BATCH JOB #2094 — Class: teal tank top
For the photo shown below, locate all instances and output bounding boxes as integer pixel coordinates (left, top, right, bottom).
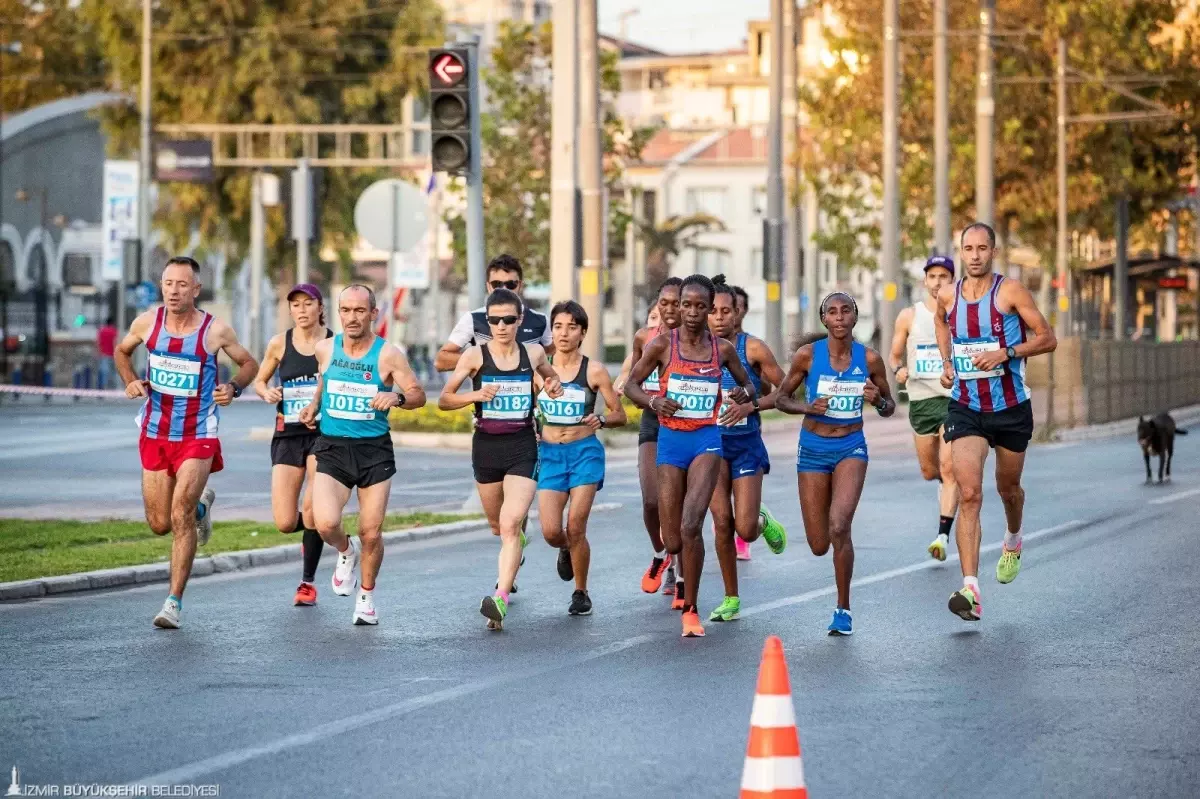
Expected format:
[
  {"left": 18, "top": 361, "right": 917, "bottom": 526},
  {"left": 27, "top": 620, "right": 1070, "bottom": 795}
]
[{"left": 318, "top": 335, "right": 392, "bottom": 439}]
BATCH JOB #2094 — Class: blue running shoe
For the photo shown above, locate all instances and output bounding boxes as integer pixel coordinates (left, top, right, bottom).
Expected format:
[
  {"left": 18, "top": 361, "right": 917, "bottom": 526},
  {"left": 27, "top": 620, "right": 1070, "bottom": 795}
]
[{"left": 827, "top": 607, "right": 853, "bottom": 636}]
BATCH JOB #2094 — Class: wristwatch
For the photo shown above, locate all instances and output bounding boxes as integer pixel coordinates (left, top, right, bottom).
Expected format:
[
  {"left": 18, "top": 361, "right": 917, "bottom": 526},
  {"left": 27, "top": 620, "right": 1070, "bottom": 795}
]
[
  {"left": 228, "top": 382, "right": 243, "bottom": 399},
  {"left": 892, "top": 364, "right": 904, "bottom": 376},
  {"left": 395, "top": 391, "right": 406, "bottom": 408},
  {"left": 751, "top": 396, "right": 761, "bottom": 412},
  {"left": 1005, "top": 346, "right": 1017, "bottom": 360},
  {"left": 597, "top": 414, "right": 607, "bottom": 428}
]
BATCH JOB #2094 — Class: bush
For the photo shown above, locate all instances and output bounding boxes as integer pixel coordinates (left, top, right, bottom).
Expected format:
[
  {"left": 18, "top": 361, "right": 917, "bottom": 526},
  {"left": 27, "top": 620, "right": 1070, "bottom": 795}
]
[{"left": 389, "top": 404, "right": 475, "bottom": 433}]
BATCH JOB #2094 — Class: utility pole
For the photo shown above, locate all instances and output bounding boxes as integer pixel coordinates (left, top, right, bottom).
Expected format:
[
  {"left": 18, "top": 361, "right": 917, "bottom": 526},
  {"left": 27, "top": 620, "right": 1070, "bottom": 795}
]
[
  {"left": 880, "top": 0, "right": 900, "bottom": 358},
  {"left": 1055, "top": 36, "right": 1069, "bottom": 338},
  {"left": 623, "top": 186, "right": 638, "bottom": 358},
  {"left": 138, "top": 0, "right": 152, "bottom": 312},
  {"left": 783, "top": 0, "right": 801, "bottom": 342},
  {"left": 550, "top": 0, "right": 578, "bottom": 305},
  {"left": 429, "top": 176, "right": 443, "bottom": 343},
  {"left": 249, "top": 173, "right": 265, "bottom": 358},
  {"left": 975, "top": 0, "right": 995, "bottom": 226},
  {"left": 764, "top": 0, "right": 785, "bottom": 358},
  {"left": 292, "top": 158, "right": 311, "bottom": 284},
  {"left": 934, "top": 0, "right": 951, "bottom": 255},
  {"left": 1113, "top": 194, "right": 1129, "bottom": 340},
  {"left": 464, "top": 37, "right": 486, "bottom": 310},
  {"left": 578, "top": 0, "right": 604, "bottom": 360}
]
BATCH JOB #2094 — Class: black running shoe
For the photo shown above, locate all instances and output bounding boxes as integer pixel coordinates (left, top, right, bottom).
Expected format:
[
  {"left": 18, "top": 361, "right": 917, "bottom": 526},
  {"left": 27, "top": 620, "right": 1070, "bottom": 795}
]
[
  {"left": 557, "top": 547, "right": 574, "bottom": 581},
  {"left": 568, "top": 590, "right": 592, "bottom": 616}
]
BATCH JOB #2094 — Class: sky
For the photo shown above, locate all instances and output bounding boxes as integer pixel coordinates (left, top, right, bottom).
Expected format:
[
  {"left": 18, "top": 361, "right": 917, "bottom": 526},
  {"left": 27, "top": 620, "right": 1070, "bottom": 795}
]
[{"left": 597, "top": 0, "right": 772, "bottom": 54}]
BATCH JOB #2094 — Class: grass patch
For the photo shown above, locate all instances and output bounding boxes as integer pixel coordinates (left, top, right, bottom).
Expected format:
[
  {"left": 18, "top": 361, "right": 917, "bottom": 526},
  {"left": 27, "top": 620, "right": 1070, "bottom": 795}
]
[
  {"left": 389, "top": 404, "right": 475, "bottom": 433},
  {"left": 0, "top": 511, "right": 481, "bottom": 583}
]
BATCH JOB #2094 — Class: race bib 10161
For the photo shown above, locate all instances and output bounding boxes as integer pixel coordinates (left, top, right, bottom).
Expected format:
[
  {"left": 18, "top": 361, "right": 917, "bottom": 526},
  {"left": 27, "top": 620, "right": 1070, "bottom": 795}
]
[{"left": 538, "top": 384, "right": 586, "bottom": 425}]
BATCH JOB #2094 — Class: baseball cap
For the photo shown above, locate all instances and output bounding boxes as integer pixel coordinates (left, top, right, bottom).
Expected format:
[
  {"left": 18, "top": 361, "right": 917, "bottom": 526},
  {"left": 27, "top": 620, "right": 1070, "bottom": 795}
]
[
  {"left": 924, "top": 255, "right": 955, "bottom": 275},
  {"left": 287, "top": 283, "right": 323, "bottom": 302}
]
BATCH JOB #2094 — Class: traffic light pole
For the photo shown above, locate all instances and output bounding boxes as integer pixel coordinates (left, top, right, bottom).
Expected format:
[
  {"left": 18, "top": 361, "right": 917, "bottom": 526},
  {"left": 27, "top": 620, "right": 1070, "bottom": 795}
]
[
  {"left": 763, "top": 0, "right": 785, "bottom": 359},
  {"left": 465, "top": 39, "right": 486, "bottom": 311}
]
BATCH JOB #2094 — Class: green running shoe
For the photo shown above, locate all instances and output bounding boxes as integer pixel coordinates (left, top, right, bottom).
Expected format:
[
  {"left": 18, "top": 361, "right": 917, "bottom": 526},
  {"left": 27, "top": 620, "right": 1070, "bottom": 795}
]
[
  {"left": 996, "top": 542, "right": 1022, "bottom": 584},
  {"left": 759, "top": 504, "right": 787, "bottom": 555},
  {"left": 709, "top": 595, "right": 741, "bottom": 622},
  {"left": 481, "top": 593, "right": 508, "bottom": 629},
  {"left": 948, "top": 585, "right": 982, "bottom": 621},
  {"left": 519, "top": 526, "right": 528, "bottom": 567}
]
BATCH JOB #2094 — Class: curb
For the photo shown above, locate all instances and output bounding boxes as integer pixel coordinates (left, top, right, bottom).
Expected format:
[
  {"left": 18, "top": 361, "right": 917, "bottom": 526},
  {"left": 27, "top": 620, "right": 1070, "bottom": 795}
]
[
  {"left": 248, "top": 426, "right": 473, "bottom": 450},
  {"left": 1054, "top": 403, "right": 1200, "bottom": 443},
  {"left": 0, "top": 504, "right": 622, "bottom": 602}
]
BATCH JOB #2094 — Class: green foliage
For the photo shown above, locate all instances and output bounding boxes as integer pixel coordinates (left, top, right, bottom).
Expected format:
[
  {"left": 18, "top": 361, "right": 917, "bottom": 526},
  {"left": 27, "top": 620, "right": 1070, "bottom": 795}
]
[
  {"left": 445, "top": 21, "right": 655, "bottom": 282},
  {"left": 0, "top": 0, "right": 108, "bottom": 111},
  {"left": 77, "top": 0, "right": 445, "bottom": 278},
  {"left": 803, "top": 0, "right": 1200, "bottom": 267}
]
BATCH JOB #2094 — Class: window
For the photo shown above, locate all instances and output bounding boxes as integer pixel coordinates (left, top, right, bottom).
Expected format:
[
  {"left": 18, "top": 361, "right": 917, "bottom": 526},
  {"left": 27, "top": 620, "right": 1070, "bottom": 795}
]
[
  {"left": 695, "top": 249, "right": 731, "bottom": 278},
  {"left": 62, "top": 254, "right": 94, "bottom": 292},
  {"left": 751, "top": 186, "right": 767, "bottom": 216},
  {"left": 685, "top": 187, "right": 727, "bottom": 218},
  {"left": 751, "top": 247, "right": 763, "bottom": 277},
  {"left": 648, "top": 70, "right": 667, "bottom": 90}
]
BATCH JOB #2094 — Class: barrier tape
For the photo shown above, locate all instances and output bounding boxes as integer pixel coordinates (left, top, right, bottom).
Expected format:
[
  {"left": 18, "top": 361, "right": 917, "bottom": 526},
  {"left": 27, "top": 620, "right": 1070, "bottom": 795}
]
[{"left": 0, "top": 383, "right": 263, "bottom": 401}]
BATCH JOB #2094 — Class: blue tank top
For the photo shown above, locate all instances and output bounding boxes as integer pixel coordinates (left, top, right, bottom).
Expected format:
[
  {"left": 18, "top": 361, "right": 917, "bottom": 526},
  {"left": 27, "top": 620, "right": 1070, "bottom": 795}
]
[
  {"left": 804, "top": 338, "right": 868, "bottom": 426},
  {"left": 719, "top": 333, "right": 763, "bottom": 437},
  {"left": 947, "top": 274, "right": 1029, "bottom": 413},
  {"left": 318, "top": 335, "right": 392, "bottom": 439}
]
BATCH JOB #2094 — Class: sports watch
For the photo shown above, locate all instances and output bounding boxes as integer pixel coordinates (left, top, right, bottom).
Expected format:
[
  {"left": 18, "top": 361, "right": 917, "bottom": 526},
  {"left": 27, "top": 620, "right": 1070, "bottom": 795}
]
[{"left": 1005, "top": 346, "right": 1017, "bottom": 360}]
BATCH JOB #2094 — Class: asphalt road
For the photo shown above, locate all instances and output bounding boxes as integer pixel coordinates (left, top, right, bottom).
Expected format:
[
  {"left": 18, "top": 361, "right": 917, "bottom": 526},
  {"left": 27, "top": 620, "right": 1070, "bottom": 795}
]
[{"left": 1, "top": 400, "right": 1198, "bottom": 797}]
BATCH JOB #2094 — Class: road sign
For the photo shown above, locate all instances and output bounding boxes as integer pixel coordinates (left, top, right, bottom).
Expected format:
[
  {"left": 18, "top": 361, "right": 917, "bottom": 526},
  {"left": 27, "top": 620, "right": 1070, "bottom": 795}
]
[
  {"left": 101, "top": 161, "right": 139, "bottom": 282},
  {"left": 354, "top": 179, "right": 428, "bottom": 254},
  {"left": 132, "top": 280, "right": 157, "bottom": 310}
]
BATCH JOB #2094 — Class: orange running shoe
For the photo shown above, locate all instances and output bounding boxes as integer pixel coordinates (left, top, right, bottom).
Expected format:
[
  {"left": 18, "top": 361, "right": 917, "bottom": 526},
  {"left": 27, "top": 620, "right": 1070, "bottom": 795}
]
[
  {"left": 293, "top": 582, "right": 317, "bottom": 606},
  {"left": 671, "top": 580, "right": 686, "bottom": 611},
  {"left": 640, "top": 554, "right": 672, "bottom": 594},
  {"left": 681, "top": 609, "right": 705, "bottom": 637}
]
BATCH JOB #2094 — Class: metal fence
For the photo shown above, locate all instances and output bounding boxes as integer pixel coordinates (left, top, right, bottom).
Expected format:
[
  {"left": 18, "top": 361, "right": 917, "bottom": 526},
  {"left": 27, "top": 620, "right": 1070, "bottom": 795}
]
[{"left": 1082, "top": 340, "right": 1200, "bottom": 424}]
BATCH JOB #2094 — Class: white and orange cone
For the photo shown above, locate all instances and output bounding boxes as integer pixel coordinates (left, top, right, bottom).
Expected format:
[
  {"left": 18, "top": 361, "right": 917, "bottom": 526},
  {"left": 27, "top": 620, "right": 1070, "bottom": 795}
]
[{"left": 739, "top": 635, "right": 807, "bottom": 799}]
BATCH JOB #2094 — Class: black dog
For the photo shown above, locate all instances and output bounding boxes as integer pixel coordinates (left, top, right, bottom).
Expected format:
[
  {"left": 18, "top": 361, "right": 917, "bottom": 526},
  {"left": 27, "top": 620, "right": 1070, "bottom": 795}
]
[{"left": 1138, "top": 412, "right": 1188, "bottom": 484}]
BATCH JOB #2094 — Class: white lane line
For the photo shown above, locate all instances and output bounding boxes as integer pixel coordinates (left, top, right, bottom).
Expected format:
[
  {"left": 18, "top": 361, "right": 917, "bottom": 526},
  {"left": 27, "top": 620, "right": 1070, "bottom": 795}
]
[
  {"left": 124, "top": 517, "right": 1091, "bottom": 786},
  {"left": 739, "top": 518, "right": 1087, "bottom": 618},
  {"left": 127, "top": 634, "right": 657, "bottom": 787},
  {"left": 1149, "top": 487, "right": 1200, "bottom": 505}
]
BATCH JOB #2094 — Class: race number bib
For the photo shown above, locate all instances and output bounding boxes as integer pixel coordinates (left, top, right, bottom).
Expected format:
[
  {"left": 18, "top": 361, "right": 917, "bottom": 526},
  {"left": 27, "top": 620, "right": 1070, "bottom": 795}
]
[
  {"left": 538, "top": 384, "right": 587, "bottom": 425},
  {"left": 718, "top": 399, "right": 748, "bottom": 427},
  {"left": 912, "top": 344, "right": 944, "bottom": 380},
  {"left": 281, "top": 380, "right": 318, "bottom": 424},
  {"left": 952, "top": 338, "right": 1004, "bottom": 381},
  {"left": 814, "top": 376, "right": 865, "bottom": 420},
  {"left": 325, "top": 379, "right": 379, "bottom": 421},
  {"left": 148, "top": 353, "right": 201, "bottom": 398},
  {"left": 481, "top": 375, "right": 532, "bottom": 420},
  {"left": 665, "top": 374, "right": 720, "bottom": 420},
  {"left": 642, "top": 367, "right": 660, "bottom": 393}
]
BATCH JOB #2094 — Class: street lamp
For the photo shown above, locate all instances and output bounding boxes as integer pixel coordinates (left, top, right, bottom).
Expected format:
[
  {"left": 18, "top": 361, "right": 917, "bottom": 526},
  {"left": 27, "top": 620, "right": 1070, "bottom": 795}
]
[{"left": 16, "top": 186, "right": 52, "bottom": 385}]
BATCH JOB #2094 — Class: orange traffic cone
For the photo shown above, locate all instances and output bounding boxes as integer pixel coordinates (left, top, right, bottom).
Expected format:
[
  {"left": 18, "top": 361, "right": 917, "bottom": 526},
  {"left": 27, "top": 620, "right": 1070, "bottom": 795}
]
[{"left": 739, "top": 636, "right": 807, "bottom": 799}]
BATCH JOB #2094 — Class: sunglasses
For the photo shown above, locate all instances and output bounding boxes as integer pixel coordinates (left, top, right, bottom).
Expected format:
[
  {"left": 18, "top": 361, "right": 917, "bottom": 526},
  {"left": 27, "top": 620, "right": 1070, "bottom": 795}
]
[
  {"left": 489, "top": 280, "right": 519, "bottom": 290},
  {"left": 487, "top": 314, "right": 519, "bottom": 326}
]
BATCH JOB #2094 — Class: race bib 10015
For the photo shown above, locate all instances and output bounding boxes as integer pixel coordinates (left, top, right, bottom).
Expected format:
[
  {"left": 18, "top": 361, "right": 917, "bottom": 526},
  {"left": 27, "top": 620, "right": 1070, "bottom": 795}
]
[{"left": 814, "top": 376, "right": 865, "bottom": 420}]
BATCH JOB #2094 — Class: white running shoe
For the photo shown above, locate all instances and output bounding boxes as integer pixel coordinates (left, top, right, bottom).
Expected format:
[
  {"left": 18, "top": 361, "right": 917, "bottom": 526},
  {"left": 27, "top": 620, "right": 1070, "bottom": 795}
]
[
  {"left": 196, "top": 487, "right": 216, "bottom": 546},
  {"left": 153, "top": 597, "right": 181, "bottom": 629},
  {"left": 331, "top": 539, "right": 360, "bottom": 596},
  {"left": 353, "top": 591, "right": 379, "bottom": 626}
]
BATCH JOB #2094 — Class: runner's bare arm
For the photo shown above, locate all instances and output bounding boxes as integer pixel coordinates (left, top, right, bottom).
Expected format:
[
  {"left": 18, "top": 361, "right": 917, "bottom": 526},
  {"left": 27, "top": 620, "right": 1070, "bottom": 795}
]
[
  {"left": 253, "top": 333, "right": 286, "bottom": 404},
  {"left": 624, "top": 334, "right": 670, "bottom": 412},
  {"left": 613, "top": 350, "right": 635, "bottom": 395},
  {"left": 209, "top": 321, "right": 259, "bottom": 406},
  {"left": 935, "top": 285, "right": 956, "bottom": 389},
  {"left": 889, "top": 306, "right": 913, "bottom": 383},
  {"left": 298, "top": 338, "right": 332, "bottom": 428},
  {"left": 115, "top": 311, "right": 155, "bottom": 398},
  {"left": 439, "top": 346, "right": 489, "bottom": 410},
  {"left": 434, "top": 310, "right": 475, "bottom": 372},
  {"left": 746, "top": 337, "right": 787, "bottom": 412},
  {"left": 1004, "top": 280, "right": 1057, "bottom": 359},
  {"left": 718, "top": 337, "right": 754, "bottom": 404},
  {"left": 379, "top": 344, "right": 426, "bottom": 411},
  {"left": 588, "top": 359, "right": 626, "bottom": 429},
  {"left": 864, "top": 349, "right": 898, "bottom": 417},
  {"left": 775, "top": 347, "right": 825, "bottom": 415},
  {"left": 526, "top": 343, "right": 563, "bottom": 398}
]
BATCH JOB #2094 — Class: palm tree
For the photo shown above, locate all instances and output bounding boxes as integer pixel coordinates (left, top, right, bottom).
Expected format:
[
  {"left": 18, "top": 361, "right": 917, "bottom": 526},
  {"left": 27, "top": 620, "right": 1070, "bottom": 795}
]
[{"left": 633, "top": 212, "right": 728, "bottom": 299}]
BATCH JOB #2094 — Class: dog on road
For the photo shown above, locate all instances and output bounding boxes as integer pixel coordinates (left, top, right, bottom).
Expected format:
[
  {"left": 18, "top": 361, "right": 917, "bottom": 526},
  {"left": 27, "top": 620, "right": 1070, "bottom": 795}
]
[{"left": 1138, "top": 412, "right": 1188, "bottom": 483}]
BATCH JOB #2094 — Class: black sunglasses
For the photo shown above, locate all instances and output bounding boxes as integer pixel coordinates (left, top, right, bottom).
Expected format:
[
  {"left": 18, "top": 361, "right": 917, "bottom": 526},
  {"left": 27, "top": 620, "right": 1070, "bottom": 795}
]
[
  {"left": 487, "top": 314, "right": 519, "bottom": 326},
  {"left": 489, "top": 280, "right": 519, "bottom": 290}
]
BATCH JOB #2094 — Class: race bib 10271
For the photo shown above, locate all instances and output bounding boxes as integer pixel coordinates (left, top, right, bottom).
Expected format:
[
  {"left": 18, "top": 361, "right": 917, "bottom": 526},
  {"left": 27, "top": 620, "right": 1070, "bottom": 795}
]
[{"left": 148, "top": 353, "right": 202, "bottom": 398}]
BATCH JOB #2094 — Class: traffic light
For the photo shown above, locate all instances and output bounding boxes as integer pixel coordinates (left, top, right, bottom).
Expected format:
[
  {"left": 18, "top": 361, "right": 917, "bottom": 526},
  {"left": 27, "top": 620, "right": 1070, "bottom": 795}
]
[{"left": 429, "top": 48, "right": 471, "bottom": 175}]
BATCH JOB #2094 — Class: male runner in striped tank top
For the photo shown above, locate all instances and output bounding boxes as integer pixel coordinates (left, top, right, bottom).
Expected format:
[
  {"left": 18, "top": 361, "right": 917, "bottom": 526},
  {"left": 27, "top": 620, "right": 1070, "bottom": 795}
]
[
  {"left": 889, "top": 255, "right": 960, "bottom": 561},
  {"left": 115, "top": 256, "right": 259, "bottom": 629},
  {"left": 934, "top": 223, "right": 1057, "bottom": 622}
]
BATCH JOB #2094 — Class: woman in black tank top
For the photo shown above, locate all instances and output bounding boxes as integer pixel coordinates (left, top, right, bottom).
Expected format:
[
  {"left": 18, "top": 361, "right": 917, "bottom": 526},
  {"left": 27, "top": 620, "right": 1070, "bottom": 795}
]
[
  {"left": 251, "top": 284, "right": 332, "bottom": 606},
  {"left": 534, "top": 301, "right": 626, "bottom": 617},
  {"left": 438, "top": 289, "right": 564, "bottom": 630}
]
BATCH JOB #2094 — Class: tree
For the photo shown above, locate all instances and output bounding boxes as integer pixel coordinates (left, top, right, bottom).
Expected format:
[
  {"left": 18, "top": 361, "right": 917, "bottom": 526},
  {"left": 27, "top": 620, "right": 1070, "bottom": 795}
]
[
  {"left": 0, "top": 1, "right": 107, "bottom": 113},
  {"left": 801, "top": 0, "right": 1200, "bottom": 276},
  {"left": 78, "top": 0, "right": 444, "bottom": 281},
  {"left": 445, "top": 20, "right": 655, "bottom": 282},
  {"left": 634, "top": 213, "right": 728, "bottom": 299}
]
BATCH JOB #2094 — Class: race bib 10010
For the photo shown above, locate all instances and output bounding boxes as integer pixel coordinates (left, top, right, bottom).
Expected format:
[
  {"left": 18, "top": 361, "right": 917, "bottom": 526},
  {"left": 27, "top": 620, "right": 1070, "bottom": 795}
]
[
  {"left": 325, "top": 379, "right": 379, "bottom": 421},
  {"left": 952, "top": 338, "right": 1004, "bottom": 381},
  {"left": 814, "top": 376, "right": 865, "bottom": 420},
  {"left": 665, "top": 374, "right": 720, "bottom": 420},
  {"left": 481, "top": 375, "right": 532, "bottom": 420},
  {"left": 538, "top": 384, "right": 586, "bottom": 425},
  {"left": 148, "top": 353, "right": 202, "bottom": 398}
]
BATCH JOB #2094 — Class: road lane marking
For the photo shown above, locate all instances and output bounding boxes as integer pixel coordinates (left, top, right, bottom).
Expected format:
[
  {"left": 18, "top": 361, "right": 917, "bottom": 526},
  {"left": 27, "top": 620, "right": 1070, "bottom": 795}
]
[
  {"left": 127, "top": 634, "right": 657, "bottom": 787},
  {"left": 1149, "top": 487, "right": 1200, "bottom": 505}
]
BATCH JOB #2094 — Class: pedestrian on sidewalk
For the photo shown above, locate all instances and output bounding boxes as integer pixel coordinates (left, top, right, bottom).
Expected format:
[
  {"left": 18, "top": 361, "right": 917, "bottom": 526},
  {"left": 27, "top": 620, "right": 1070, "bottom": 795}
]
[{"left": 96, "top": 317, "right": 117, "bottom": 389}]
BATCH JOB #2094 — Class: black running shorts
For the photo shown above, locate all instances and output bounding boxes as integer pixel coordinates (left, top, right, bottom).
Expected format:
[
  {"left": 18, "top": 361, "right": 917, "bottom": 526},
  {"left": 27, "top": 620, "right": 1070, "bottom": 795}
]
[
  {"left": 313, "top": 434, "right": 396, "bottom": 489},
  {"left": 638, "top": 409, "right": 660, "bottom": 445},
  {"left": 472, "top": 429, "right": 539, "bottom": 484},
  {"left": 943, "top": 400, "right": 1034, "bottom": 453},
  {"left": 271, "top": 432, "right": 319, "bottom": 469}
]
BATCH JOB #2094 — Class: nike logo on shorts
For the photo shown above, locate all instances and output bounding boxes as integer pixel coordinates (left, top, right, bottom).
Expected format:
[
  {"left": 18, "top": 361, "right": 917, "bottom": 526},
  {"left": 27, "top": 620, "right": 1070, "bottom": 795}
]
[
  {"left": 705, "top": 447, "right": 720, "bottom": 452},
  {"left": 739, "top": 468, "right": 754, "bottom": 475}
]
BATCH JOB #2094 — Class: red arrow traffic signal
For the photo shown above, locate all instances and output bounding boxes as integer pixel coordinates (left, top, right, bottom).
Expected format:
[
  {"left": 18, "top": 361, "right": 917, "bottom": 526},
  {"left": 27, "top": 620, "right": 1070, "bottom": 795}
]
[{"left": 432, "top": 53, "right": 465, "bottom": 87}]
